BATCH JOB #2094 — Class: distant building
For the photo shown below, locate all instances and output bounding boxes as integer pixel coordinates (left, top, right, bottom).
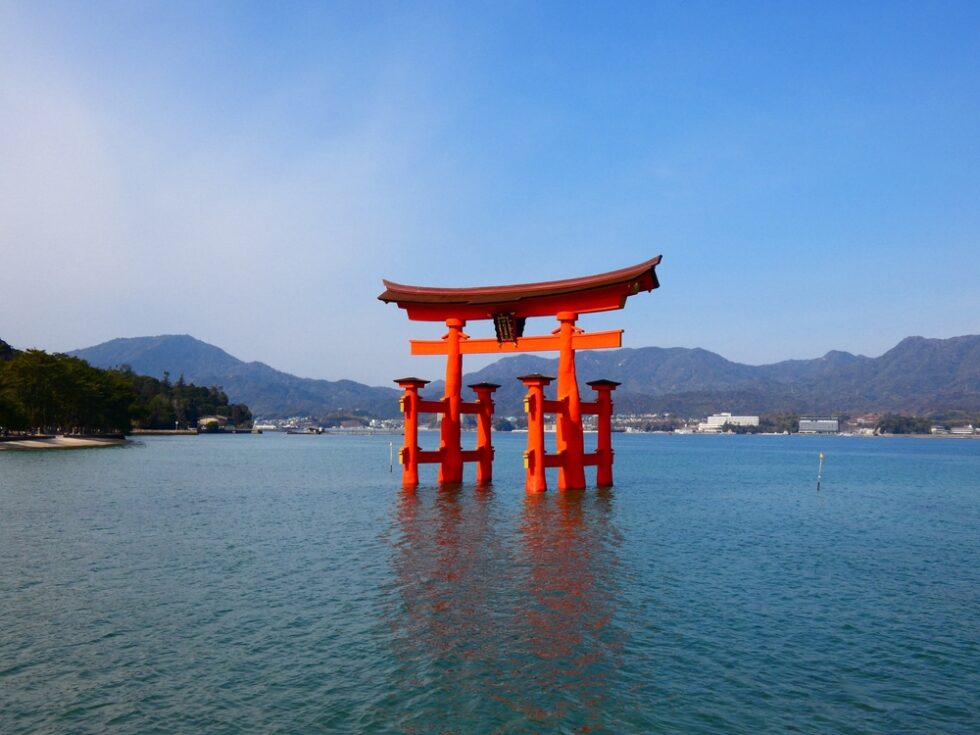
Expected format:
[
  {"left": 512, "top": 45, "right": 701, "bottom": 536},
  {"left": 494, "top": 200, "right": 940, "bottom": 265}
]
[
  {"left": 697, "top": 412, "right": 759, "bottom": 433},
  {"left": 197, "top": 415, "right": 228, "bottom": 428},
  {"left": 197, "top": 415, "right": 229, "bottom": 433},
  {"left": 799, "top": 417, "right": 839, "bottom": 434},
  {"left": 949, "top": 425, "right": 976, "bottom": 436}
]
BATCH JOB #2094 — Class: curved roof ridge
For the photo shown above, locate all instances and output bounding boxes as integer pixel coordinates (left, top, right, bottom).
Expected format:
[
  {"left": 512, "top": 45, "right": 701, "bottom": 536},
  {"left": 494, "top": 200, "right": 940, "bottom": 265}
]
[{"left": 379, "top": 256, "right": 661, "bottom": 306}]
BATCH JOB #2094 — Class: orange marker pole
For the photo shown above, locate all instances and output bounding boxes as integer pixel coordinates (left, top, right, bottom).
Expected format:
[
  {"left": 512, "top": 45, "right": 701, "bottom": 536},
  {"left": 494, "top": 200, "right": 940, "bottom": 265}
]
[
  {"left": 395, "top": 377, "right": 429, "bottom": 487},
  {"left": 469, "top": 382, "right": 499, "bottom": 486},
  {"left": 520, "top": 374, "right": 554, "bottom": 493},
  {"left": 555, "top": 311, "right": 586, "bottom": 490},
  {"left": 588, "top": 379, "right": 620, "bottom": 487},
  {"left": 439, "top": 318, "right": 465, "bottom": 484}
]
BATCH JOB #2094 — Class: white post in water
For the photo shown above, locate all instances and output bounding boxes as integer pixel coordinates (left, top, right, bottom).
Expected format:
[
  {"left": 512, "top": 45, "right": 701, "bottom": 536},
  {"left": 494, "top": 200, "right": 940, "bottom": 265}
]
[
  {"left": 389, "top": 441, "right": 394, "bottom": 472},
  {"left": 816, "top": 452, "right": 825, "bottom": 491}
]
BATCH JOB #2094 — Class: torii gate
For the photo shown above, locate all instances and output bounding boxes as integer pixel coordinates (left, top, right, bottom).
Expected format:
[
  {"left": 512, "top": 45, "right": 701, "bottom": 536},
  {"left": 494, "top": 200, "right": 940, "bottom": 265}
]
[{"left": 379, "top": 256, "right": 661, "bottom": 491}]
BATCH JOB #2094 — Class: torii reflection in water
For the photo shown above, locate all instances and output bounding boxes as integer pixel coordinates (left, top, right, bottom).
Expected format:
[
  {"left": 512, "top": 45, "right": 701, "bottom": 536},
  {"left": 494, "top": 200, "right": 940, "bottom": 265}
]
[{"left": 386, "top": 487, "right": 626, "bottom": 732}]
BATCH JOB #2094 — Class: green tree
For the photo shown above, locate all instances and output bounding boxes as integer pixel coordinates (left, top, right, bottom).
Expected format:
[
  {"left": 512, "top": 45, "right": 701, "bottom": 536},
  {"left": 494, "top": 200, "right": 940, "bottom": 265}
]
[{"left": 0, "top": 348, "right": 251, "bottom": 434}]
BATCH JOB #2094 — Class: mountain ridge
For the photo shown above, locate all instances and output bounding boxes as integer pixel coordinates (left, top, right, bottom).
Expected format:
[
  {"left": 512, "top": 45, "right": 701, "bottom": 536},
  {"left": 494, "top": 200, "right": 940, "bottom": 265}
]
[
  {"left": 68, "top": 333, "right": 980, "bottom": 419},
  {"left": 427, "top": 334, "right": 980, "bottom": 416},
  {"left": 69, "top": 335, "right": 402, "bottom": 418}
]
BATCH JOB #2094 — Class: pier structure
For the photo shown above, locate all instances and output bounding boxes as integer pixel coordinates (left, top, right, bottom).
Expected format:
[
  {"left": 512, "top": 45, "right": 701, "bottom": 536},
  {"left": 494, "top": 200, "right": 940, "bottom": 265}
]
[{"left": 379, "top": 256, "right": 661, "bottom": 491}]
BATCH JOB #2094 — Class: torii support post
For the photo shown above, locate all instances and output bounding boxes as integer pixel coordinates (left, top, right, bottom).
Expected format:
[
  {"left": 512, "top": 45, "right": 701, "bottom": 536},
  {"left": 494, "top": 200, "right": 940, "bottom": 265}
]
[
  {"left": 439, "top": 318, "right": 466, "bottom": 484},
  {"left": 556, "top": 311, "right": 586, "bottom": 490},
  {"left": 395, "top": 377, "right": 429, "bottom": 487},
  {"left": 519, "top": 374, "right": 554, "bottom": 493},
  {"left": 468, "top": 382, "right": 500, "bottom": 485},
  {"left": 587, "top": 379, "right": 620, "bottom": 487}
]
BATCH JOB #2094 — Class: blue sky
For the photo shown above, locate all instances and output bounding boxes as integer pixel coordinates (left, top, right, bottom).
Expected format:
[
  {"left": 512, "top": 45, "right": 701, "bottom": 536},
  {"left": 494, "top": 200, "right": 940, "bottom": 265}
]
[{"left": 2, "top": 1, "right": 978, "bottom": 385}]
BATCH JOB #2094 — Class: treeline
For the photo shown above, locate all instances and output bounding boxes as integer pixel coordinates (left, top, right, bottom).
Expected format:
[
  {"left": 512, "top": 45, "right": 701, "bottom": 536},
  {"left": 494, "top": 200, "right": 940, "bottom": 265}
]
[
  {"left": 127, "top": 371, "right": 252, "bottom": 430},
  {"left": 0, "top": 343, "right": 250, "bottom": 434},
  {"left": 875, "top": 415, "right": 933, "bottom": 434},
  {"left": 872, "top": 414, "right": 977, "bottom": 434}
]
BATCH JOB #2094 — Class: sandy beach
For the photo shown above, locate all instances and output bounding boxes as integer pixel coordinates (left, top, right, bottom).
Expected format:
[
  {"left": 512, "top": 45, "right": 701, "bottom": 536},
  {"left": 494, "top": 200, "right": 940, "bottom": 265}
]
[{"left": 0, "top": 436, "right": 129, "bottom": 451}]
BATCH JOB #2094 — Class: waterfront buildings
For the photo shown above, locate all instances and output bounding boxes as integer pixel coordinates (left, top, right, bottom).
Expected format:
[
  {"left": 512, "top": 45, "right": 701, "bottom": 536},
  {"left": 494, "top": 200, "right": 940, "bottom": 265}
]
[
  {"left": 696, "top": 412, "right": 759, "bottom": 433},
  {"left": 799, "top": 417, "right": 840, "bottom": 434}
]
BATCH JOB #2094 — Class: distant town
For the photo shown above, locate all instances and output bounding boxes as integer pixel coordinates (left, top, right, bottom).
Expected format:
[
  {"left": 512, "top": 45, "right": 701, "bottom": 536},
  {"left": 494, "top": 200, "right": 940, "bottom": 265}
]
[{"left": 253, "top": 411, "right": 979, "bottom": 437}]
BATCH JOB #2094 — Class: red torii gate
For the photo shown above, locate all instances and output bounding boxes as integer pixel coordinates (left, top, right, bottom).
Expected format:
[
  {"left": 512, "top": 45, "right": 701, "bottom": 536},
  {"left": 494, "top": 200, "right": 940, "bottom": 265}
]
[{"left": 379, "top": 256, "right": 661, "bottom": 491}]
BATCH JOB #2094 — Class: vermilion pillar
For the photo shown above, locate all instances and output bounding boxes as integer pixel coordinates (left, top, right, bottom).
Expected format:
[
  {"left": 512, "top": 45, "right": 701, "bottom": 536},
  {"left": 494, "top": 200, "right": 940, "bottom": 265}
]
[
  {"left": 520, "top": 374, "right": 553, "bottom": 493},
  {"left": 469, "top": 382, "right": 499, "bottom": 486},
  {"left": 395, "top": 377, "right": 429, "bottom": 487},
  {"left": 587, "top": 379, "right": 620, "bottom": 487},
  {"left": 555, "top": 311, "right": 586, "bottom": 490},
  {"left": 439, "top": 318, "right": 466, "bottom": 483}
]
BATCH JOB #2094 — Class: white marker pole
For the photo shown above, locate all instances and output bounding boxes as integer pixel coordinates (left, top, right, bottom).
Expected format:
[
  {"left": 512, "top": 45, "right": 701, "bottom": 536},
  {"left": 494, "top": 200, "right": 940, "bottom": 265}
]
[
  {"left": 389, "top": 441, "right": 394, "bottom": 472},
  {"left": 816, "top": 452, "right": 825, "bottom": 491}
]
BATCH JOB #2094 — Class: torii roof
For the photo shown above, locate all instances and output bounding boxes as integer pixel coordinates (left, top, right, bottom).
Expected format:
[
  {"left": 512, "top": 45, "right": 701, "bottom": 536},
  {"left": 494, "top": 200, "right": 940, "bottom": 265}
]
[{"left": 379, "top": 256, "right": 661, "bottom": 321}]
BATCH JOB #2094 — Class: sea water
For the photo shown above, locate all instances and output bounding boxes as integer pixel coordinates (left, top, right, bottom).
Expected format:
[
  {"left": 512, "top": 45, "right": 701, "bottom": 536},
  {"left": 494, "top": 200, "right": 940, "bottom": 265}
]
[{"left": 1, "top": 433, "right": 978, "bottom": 733}]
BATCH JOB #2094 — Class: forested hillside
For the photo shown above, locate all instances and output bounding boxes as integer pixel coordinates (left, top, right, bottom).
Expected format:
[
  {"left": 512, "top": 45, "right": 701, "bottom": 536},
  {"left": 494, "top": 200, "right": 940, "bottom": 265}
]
[
  {"left": 0, "top": 341, "right": 251, "bottom": 434},
  {"left": 71, "top": 335, "right": 400, "bottom": 419}
]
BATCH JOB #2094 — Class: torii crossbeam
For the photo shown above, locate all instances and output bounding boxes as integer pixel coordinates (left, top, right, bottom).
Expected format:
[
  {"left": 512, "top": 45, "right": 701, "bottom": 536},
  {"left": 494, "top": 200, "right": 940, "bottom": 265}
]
[{"left": 380, "top": 256, "right": 661, "bottom": 491}]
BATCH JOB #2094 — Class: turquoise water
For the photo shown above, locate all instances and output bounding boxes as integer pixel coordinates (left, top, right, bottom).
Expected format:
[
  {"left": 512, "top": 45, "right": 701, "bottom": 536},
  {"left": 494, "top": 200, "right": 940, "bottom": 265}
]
[{"left": 1, "top": 433, "right": 978, "bottom": 733}]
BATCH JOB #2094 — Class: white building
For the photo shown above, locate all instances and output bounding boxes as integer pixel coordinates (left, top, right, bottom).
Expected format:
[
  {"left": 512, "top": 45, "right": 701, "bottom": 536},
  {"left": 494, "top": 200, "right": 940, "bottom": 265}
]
[
  {"left": 949, "top": 425, "right": 976, "bottom": 436},
  {"left": 697, "top": 412, "right": 759, "bottom": 433},
  {"left": 799, "top": 417, "right": 839, "bottom": 434}
]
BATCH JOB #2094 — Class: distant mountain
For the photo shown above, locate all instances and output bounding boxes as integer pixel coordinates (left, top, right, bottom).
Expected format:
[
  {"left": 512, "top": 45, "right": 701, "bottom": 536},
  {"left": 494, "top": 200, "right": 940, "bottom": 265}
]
[
  {"left": 68, "top": 332, "right": 980, "bottom": 420},
  {"left": 424, "top": 334, "right": 980, "bottom": 417},
  {"left": 70, "top": 335, "right": 401, "bottom": 418}
]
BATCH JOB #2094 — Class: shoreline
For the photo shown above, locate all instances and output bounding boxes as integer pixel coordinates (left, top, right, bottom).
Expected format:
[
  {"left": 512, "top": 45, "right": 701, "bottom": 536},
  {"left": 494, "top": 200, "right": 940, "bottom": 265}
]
[{"left": 0, "top": 436, "right": 130, "bottom": 451}]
